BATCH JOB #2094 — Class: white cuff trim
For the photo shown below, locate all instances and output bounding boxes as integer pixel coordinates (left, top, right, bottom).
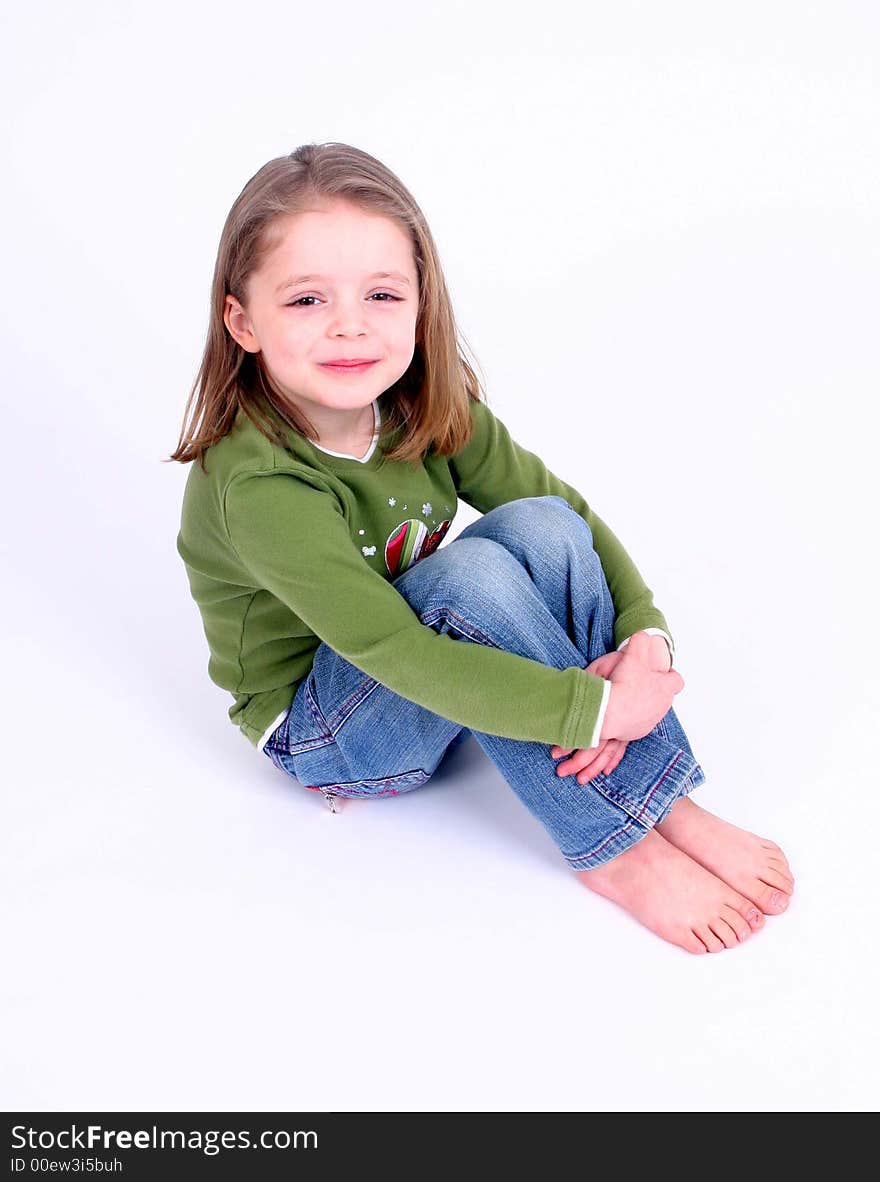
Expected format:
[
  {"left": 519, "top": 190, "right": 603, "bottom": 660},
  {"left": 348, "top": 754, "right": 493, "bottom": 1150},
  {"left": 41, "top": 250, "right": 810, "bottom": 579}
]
[
  {"left": 589, "top": 678, "right": 612, "bottom": 749},
  {"left": 257, "top": 705, "right": 292, "bottom": 752},
  {"left": 617, "top": 628, "right": 674, "bottom": 665}
]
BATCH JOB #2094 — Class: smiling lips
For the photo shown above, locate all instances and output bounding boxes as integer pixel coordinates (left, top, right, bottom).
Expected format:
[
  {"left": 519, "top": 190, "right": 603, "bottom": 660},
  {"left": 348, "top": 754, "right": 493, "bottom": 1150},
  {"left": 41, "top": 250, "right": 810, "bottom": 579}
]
[{"left": 319, "top": 359, "right": 378, "bottom": 374}]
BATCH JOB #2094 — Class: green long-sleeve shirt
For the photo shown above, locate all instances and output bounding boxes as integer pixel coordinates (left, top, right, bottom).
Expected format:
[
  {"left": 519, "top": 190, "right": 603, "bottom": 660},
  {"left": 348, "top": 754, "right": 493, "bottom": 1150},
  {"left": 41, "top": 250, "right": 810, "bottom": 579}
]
[{"left": 176, "top": 393, "right": 673, "bottom": 752}]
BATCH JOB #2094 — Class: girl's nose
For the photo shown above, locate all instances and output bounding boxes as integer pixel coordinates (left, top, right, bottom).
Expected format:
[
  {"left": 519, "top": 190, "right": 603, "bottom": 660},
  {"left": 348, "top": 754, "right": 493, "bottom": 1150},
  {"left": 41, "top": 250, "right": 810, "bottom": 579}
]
[{"left": 328, "top": 296, "right": 369, "bottom": 335}]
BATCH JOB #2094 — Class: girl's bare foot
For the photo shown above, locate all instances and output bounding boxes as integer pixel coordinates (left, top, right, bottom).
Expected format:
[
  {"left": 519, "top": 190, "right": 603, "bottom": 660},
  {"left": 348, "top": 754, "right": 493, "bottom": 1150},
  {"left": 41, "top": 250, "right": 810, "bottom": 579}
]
[
  {"left": 576, "top": 828, "right": 765, "bottom": 953},
  {"left": 655, "top": 796, "right": 794, "bottom": 916}
]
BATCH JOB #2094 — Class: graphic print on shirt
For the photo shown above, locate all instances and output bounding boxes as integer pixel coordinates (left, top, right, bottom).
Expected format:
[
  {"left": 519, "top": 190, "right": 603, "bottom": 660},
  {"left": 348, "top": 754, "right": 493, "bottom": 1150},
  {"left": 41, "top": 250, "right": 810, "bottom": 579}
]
[
  {"left": 356, "top": 499, "right": 453, "bottom": 576},
  {"left": 385, "top": 516, "right": 451, "bottom": 575}
]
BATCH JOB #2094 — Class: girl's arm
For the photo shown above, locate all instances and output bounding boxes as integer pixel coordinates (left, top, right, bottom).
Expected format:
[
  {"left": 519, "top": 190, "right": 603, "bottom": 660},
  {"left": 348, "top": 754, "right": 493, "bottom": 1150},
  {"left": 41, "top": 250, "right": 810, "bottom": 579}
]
[
  {"left": 225, "top": 470, "right": 608, "bottom": 752},
  {"left": 449, "top": 399, "right": 674, "bottom": 659}
]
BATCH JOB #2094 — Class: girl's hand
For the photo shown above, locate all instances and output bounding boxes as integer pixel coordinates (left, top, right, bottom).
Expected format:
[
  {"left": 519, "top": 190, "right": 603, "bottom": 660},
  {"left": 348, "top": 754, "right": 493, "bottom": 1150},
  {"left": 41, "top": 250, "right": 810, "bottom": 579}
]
[
  {"left": 601, "top": 634, "right": 684, "bottom": 742},
  {"left": 625, "top": 632, "right": 673, "bottom": 674},
  {"left": 551, "top": 650, "right": 629, "bottom": 783}
]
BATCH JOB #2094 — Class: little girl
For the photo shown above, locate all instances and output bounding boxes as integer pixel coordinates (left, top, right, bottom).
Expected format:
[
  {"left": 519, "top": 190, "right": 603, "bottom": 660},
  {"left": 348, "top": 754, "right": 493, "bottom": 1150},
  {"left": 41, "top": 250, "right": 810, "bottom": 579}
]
[{"left": 171, "top": 141, "right": 794, "bottom": 954}]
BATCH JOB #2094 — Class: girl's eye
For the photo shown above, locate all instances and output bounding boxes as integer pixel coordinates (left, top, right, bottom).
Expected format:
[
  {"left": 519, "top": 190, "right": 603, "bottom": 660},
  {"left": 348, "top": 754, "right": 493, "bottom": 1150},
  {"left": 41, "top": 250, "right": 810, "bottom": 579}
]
[{"left": 286, "top": 292, "right": 403, "bottom": 307}]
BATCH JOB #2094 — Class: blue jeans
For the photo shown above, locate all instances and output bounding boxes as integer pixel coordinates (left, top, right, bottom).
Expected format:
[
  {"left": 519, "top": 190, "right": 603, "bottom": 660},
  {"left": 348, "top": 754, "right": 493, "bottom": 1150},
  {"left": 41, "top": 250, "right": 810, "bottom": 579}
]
[{"left": 262, "top": 495, "right": 705, "bottom": 871}]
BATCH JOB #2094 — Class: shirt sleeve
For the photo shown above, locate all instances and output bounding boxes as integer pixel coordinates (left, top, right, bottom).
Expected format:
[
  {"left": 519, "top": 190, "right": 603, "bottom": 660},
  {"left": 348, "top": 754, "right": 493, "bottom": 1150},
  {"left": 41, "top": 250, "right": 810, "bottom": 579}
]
[
  {"left": 224, "top": 469, "right": 609, "bottom": 750},
  {"left": 449, "top": 399, "right": 674, "bottom": 652}
]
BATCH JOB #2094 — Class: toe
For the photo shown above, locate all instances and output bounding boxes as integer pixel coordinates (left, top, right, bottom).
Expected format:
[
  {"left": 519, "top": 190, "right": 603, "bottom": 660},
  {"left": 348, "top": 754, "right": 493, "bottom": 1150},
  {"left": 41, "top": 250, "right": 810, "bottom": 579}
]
[
  {"left": 721, "top": 904, "right": 753, "bottom": 942},
  {"left": 695, "top": 925, "right": 725, "bottom": 953},
  {"left": 684, "top": 930, "right": 708, "bottom": 955},
  {"left": 762, "top": 840, "right": 793, "bottom": 871},
  {"left": 761, "top": 866, "right": 794, "bottom": 894},
  {"left": 709, "top": 916, "right": 741, "bottom": 949},
  {"left": 766, "top": 859, "right": 795, "bottom": 890},
  {"left": 741, "top": 905, "right": 765, "bottom": 932},
  {"left": 726, "top": 888, "right": 766, "bottom": 928},
  {"left": 756, "top": 880, "right": 790, "bottom": 914}
]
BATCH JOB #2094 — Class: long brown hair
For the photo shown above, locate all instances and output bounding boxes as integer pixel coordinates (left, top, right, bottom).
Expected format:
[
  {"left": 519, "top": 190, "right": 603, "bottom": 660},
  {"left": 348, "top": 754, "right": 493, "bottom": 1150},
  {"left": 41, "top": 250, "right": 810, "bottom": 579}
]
[{"left": 166, "top": 142, "right": 487, "bottom": 473}]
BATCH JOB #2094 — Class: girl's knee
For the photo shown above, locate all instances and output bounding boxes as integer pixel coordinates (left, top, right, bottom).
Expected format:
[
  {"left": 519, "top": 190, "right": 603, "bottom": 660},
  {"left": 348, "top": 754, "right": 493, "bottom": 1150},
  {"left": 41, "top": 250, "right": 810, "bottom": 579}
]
[
  {"left": 471, "top": 494, "right": 592, "bottom": 552},
  {"left": 394, "top": 535, "right": 524, "bottom": 613},
  {"left": 514, "top": 495, "right": 591, "bottom": 546}
]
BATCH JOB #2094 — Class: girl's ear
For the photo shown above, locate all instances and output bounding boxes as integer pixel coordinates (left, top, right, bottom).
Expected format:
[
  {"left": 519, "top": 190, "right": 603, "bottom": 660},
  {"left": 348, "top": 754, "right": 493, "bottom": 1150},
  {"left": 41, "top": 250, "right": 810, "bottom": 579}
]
[{"left": 224, "top": 294, "right": 260, "bottom": 353}]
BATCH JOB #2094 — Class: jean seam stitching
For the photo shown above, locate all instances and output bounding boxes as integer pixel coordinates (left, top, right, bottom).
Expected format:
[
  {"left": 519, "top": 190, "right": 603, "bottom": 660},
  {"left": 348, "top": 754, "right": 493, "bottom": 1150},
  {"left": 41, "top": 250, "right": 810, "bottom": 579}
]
[
  {"left": 324, "top": 677, "right": 382, "bottom": 736},
  {"left": 419, "top": 606, "right": 500, "bottom": 648},
  {"left": 312, "top": 769, "right": 430, "bottom": 797},
  {"left": 563, "top": 813, "right": 640, "bottom": 864},
  {"left": 305, "top": 676, "right": 333, "bottom": 738},
  {"left": 594, "top": 750, "right": 684, "bottom": 824}
]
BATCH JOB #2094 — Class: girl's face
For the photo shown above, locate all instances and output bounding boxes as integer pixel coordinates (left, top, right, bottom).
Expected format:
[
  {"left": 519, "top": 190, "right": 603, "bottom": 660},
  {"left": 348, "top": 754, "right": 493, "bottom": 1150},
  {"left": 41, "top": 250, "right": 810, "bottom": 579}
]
[{"left": 225, "top": 199, "right": 420, "bottom": 425}]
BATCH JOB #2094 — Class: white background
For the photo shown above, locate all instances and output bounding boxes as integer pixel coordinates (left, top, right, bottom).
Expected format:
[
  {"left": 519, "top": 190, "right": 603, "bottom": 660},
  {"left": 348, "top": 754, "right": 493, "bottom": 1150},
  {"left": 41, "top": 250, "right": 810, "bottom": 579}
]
[{"left": 3, "top": 0, "right": 878, "bottom": 1112}]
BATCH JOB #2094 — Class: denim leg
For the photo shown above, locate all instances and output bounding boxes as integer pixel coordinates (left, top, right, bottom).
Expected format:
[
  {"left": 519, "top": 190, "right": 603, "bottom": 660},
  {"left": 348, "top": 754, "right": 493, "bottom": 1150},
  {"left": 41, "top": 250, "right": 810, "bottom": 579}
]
[
  {"left": 456, "top": 494, "right": 705, "bottom": 784},
  {"left": 265, "top": 496, "right": 704, "bottom": 870},
  {"left": 397, "top": 498, "right": 705, "bottom": 869}
]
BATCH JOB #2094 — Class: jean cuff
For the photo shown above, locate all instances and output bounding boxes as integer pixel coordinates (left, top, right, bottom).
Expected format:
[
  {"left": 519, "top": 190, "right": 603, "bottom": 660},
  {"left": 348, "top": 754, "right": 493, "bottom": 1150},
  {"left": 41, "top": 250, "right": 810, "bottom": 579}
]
[{"left": 562, "top": 747, "right": 706, "bottom": 871}]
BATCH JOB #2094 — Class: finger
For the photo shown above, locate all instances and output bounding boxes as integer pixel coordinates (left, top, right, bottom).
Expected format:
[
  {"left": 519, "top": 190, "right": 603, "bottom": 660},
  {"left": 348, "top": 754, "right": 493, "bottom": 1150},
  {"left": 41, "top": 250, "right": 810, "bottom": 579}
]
[
  {"left": 551, "top": 746, "right": 574, "bottom": 759},
  {"left": 601, "top": 741, "right": 626, "bottom": 777},
  {"left": 577, "top": 752, "right": 611, "bottom": 783},
  {"left": 575, "top": 742, "right": 614, "bottom": 781},
  {"left": 556, "top": 744, "right": 604, "bottom": 777}
]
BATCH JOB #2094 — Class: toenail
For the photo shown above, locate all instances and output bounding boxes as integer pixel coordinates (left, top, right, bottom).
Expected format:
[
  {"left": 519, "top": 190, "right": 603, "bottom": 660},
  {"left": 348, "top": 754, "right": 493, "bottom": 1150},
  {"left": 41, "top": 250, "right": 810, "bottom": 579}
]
[
  {"left": 771, "top": 891, "right": 788, "bottom": 909},
  {"left": 747, "top": 909, "right": 760, "bottom": 922}
]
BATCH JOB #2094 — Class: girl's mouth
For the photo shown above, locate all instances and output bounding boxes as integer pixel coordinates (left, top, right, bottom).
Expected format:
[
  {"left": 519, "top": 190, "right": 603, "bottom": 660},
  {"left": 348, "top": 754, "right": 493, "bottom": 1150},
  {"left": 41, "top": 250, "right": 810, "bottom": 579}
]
[{"left": 319, "top": 361, "right": 378, "bottom": 375}]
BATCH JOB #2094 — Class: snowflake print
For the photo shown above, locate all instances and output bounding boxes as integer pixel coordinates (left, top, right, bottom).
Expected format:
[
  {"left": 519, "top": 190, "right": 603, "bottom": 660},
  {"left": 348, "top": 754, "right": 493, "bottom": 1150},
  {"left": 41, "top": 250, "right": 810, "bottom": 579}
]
[
  {"left": 422, "top": 502, "right": 432, "bottom": 517},
  {"left": 388, "top": 497, "right": 397, "bottom": 507},
  {"left": 362, "top": 545, "right": 376, "bottom": 557}
]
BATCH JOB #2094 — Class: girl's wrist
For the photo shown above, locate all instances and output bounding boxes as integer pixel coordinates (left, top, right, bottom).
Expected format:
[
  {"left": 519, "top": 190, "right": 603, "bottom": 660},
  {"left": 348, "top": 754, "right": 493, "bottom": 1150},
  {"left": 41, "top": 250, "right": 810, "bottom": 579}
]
[
  {"left": 635, "top": 633, "right": 672, "bottom": 672},
  {"left": 600, "top": 682, "right": 624, "bottom": 742}
]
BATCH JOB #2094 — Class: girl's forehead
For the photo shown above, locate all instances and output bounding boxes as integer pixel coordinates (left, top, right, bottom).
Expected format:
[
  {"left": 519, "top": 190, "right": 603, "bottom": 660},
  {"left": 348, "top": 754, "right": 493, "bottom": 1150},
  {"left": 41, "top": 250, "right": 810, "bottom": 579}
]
[
  {"left": 258, "top": 206, "right": 417, "bottom": 277},
  {"left": 273, "top": 201, "right": 398, "bottom": 236}
]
